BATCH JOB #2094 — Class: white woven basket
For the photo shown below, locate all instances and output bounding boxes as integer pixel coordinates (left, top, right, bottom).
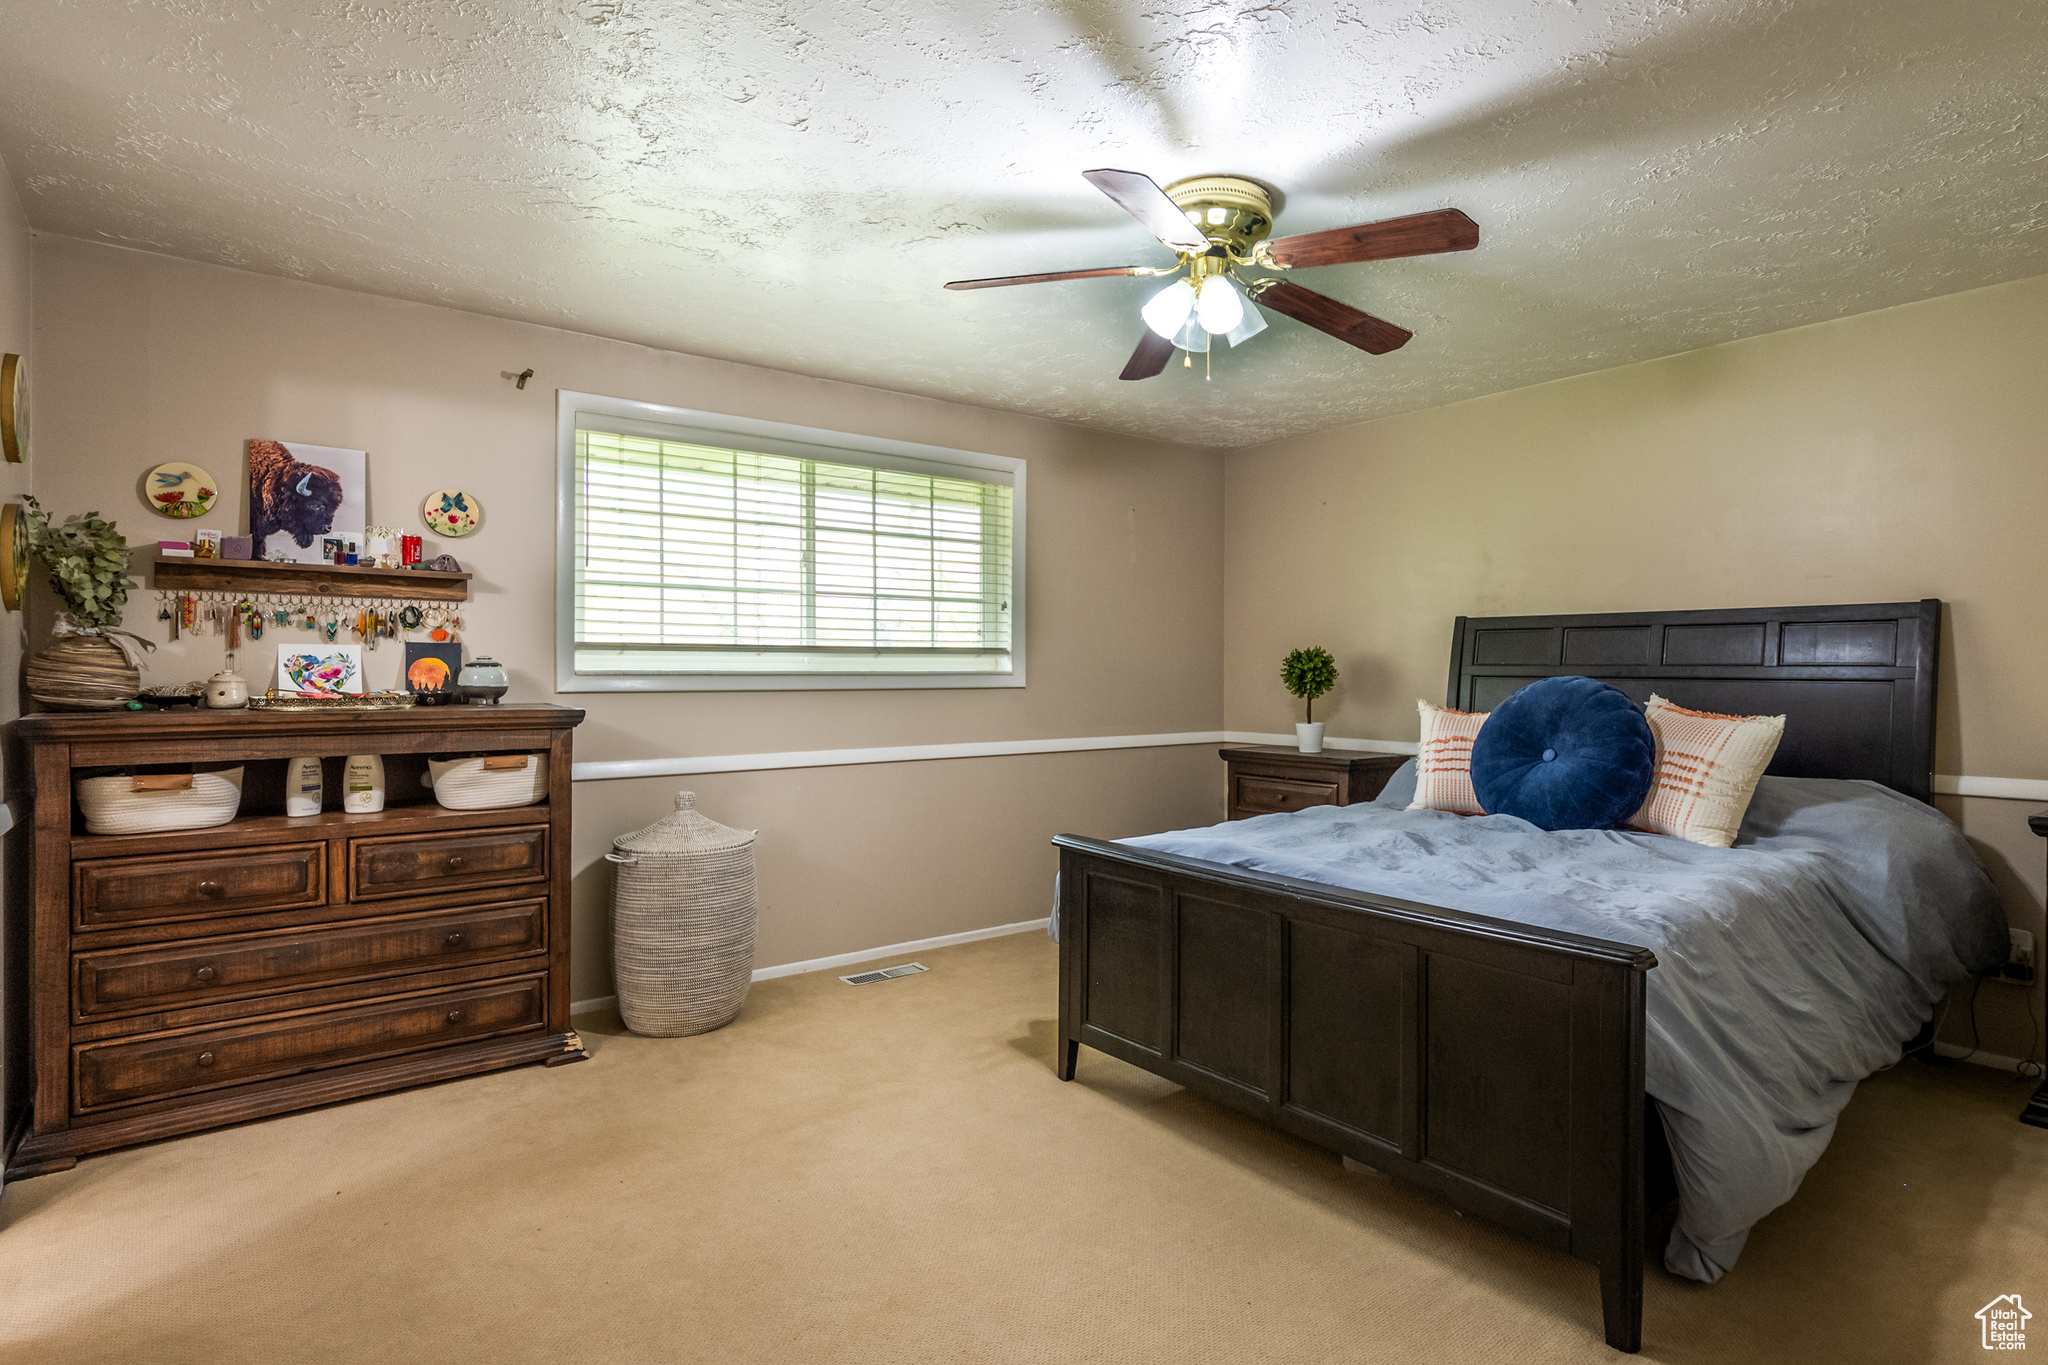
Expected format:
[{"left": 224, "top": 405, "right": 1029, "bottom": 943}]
[
  {"left": 77, "top": 769, "right": 245, "bottom": 836},
  {"left": 607, "top": 791, "right": 757, "bottom": 1037},
  {"left": 425, "top": 754, "right": 547, "bottom": 810}
]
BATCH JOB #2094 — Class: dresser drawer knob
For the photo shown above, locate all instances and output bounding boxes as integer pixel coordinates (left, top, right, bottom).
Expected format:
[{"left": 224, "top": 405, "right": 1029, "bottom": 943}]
[
  {"left": 446, "top": 854, "right": 466, "bottom": 870},
  {"left": 197, "top": 880, "right": 224, "bottom": 897},
  {"left": 446, "top": 1009, "right": 463, "bottom": 1024},
  {"left": 196, "top": 1051, "right": 215, "bottom": 1067},
  {"left": 194, "top": 965, "right": 217, "bottom": 982},
  {"left": 444, "top": 931, "right": 466, "bottom": 948}
]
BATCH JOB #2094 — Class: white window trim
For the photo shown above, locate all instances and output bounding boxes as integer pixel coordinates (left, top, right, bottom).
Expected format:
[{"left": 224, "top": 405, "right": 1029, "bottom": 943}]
[{"left": 555, "top": 390, "right": 1027, "bottom": 692}]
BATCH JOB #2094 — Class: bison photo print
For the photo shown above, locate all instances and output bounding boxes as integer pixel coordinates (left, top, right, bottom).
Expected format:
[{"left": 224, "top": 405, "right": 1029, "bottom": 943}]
[{"left": 248, "top": 439, "right": 366, "bottom": 564}]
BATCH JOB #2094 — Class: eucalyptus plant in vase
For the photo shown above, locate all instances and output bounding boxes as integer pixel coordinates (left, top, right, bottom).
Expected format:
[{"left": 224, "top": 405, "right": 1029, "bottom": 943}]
[
  {"left": 1281, "top": 646, "right": 1338, "bottom": 753},
  {"left": 19, "top": 497, "right": 150, "bottom": 710}
]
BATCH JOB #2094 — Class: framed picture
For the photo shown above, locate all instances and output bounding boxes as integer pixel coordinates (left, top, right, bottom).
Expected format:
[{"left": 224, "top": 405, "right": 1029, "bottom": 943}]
[
  {"left": 249, "top": 439, "right": 367, "bottom": 565},
  {"left": 278, "top": 644, "right": 365, "bottom": 696},
  {"left": 404, "top": 642, "right": 463, "bottom": 701}
]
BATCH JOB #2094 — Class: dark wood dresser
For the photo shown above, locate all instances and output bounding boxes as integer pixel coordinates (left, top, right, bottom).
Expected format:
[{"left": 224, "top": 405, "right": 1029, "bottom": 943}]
[
  {"left": 2, "top": 704, "right": 586, "bottom": 1180},
  {"left": 1221, "top": 745, "right": 1407, "bottom": 820}
]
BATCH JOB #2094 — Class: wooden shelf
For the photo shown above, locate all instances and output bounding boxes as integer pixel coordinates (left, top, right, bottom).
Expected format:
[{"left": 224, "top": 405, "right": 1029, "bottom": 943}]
[{"left": 147, "top": 551, "right": 471, "bottom": 602}]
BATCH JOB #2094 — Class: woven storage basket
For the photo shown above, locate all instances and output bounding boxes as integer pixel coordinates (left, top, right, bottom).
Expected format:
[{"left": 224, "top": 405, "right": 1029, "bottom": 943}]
[
  {"left": 607, "top": 791, "right": 757, "bottom": 1037},
  {"left": 76, "top": 768, "right": 244, "bottom": 836},
  {"left": 425, "top": 753, "right": 547, "bottom": 810}
]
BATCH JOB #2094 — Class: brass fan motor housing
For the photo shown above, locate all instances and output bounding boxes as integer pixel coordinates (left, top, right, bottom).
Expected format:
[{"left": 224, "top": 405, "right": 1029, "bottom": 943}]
[{"left": 1163, "top": 175, "right": 1274, "bottom": 256}]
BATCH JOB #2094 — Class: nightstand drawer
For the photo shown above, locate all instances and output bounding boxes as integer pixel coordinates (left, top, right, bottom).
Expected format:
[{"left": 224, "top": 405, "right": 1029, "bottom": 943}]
[
  {"left": 1234, "top": 774, "right": 1339, "bottom": 815},
  {"left": 72, "top": 975, "right": 547, "bottom": 1112}
]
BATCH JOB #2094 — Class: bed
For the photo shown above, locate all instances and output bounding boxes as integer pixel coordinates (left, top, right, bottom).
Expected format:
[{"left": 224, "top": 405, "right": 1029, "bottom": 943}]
[{"left": 1051, "top": 600, "right": 2007, "bottom": 1352}]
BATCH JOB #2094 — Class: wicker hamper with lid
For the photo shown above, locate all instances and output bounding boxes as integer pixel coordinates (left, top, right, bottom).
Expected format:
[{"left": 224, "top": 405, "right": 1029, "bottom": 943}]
[{"left": 606, "top": 791, "right": 757, "bottom": 1037}]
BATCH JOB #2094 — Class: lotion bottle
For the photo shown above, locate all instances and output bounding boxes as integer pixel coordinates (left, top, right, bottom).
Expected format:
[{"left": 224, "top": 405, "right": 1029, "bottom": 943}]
[
  {"left": 343, "top": 754, "right": 385, "bottom": 813},
  {"left": 284, "top": 756, "right": 324, "bottom": 817}
]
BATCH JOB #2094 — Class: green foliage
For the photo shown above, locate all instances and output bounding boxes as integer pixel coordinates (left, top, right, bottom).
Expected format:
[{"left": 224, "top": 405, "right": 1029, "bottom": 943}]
[
  {"left": 1281, "top": 646, "right": 1338, "bottom": 722},
  {"left": 20, "top": 497, "right": 134, "bottom": 629}
]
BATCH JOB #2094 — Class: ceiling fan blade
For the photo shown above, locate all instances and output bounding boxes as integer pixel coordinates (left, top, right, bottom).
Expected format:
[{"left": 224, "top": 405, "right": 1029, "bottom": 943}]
[
  {"left": 1248, "top": 280, "right": 1413, "bottom": 355},
  {"left": 1082, "top": 168, "right": 1212, "bottom": 254},
  {"left": 1262, "top": 208, "right": 1479, "bottom": 270},
  {"left": 944, "top": 266, "right": 1151, "bottom": 291},
  {"left": 1119, "top": 330, "right": 1176, "bottom": 381}
]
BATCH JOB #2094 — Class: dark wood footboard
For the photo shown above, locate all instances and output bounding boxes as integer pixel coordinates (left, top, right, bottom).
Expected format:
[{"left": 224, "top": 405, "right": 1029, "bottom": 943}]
[{"left": 1054, "top": 834, "right": 1659, "bottom": 1353}]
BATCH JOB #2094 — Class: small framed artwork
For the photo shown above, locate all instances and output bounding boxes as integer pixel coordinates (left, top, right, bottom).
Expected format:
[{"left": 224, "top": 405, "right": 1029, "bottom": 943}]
[
  {"left": 423, "top": 488, "right": 482, "bottom": 538},
  {"left": 145, "top": 462, "right": 218, "bottom": 518},
  {"left": 278, "top": 644, "right": 365, "bottom": 696},
  {"left": 404, "top": 642, "right": 463, "bottom": 702},
  {"left": 249, "top": 439, "right": 367, "bottom": 565}
]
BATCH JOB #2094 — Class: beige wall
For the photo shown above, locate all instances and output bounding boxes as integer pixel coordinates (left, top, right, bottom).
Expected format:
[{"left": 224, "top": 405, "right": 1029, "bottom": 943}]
[
  {"left": 29, "top": 236, "right": 1226, "bottom": 998},
  {"left": 0, "top": 164, "right": 27, "bottom": 733},
  {"left": 1223, "top": 271, "right": 2048, "bottom": 1063}
]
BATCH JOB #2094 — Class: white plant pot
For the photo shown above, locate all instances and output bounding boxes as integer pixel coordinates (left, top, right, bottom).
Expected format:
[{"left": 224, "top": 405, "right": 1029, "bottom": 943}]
[{"left": 1296, "top": 722, "right": 1325, "bottom": 754}]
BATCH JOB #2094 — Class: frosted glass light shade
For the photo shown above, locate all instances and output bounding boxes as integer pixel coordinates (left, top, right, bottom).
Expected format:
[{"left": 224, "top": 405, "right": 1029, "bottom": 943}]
[
  {"left": 1141, "top": 280, "right": 1196, "bottom": 339},
  {"left": 1194, "top": 278, "right": 1246, "bottom": 335},
  {"left": 1223, "top": 302, "right": 1268, "bottom": 348}
]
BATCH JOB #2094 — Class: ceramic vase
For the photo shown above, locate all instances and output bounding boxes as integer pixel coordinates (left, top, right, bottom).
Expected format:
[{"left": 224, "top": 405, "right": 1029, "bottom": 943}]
[
  {"left": 25, "top": 634, "right": 139, "bottom": 711},
  {"left": 1296, "top": 722, "right": 1325, "bottom": 754}
]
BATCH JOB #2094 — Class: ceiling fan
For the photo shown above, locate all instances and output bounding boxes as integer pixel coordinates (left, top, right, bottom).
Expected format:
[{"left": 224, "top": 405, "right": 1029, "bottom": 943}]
[{"left": 945, "top": 170, "right": 1478, "bottom": 380}]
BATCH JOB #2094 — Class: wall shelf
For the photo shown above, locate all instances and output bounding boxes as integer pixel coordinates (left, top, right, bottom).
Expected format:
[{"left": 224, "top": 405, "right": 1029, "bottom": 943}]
[{"left": 147, "top": 551, "right": 471, "bottom": 602}]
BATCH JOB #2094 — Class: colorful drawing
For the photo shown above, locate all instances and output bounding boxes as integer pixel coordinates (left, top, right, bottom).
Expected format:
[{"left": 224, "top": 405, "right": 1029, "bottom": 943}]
[
  {"left": 146, "top": 463, "right": 218, "bottom": 519},
  {"left": 422, "top": 488, "right": 482, "bottom": 538},
  {"left": 278, "top": 645, "right": 364, "bottom": 696}
]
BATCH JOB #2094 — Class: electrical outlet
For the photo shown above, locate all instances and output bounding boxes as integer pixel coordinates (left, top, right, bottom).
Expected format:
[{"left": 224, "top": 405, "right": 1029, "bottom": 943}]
[{"left": 1994, "top": 928, "right": 2036, "bottom": 986}]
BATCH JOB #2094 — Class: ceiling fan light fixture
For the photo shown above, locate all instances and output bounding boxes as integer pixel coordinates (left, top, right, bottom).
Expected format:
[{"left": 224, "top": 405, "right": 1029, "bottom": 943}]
[
  {"left": 1194, "top": 277, "right": 1246, "bottom": 336},
  {"left": 1174, "top": 317, "right": 1211, "bottom": 354},
  {"left": 1141, "top": 279, "right": 1197, "bottom": 339}
]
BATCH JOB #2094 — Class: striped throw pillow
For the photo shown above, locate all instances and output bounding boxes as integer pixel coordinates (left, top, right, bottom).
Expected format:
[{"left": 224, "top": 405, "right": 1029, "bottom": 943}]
[
  {"left": 1630, "top": 694, "right": 1785, "bottom": 848},
  {"left": 1409, "top": 700, "right": 1490, "bottom": 815}
]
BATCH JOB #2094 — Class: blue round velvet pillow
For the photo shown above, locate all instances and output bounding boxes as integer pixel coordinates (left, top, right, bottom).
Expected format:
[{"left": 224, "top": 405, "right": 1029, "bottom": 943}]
[{"left": 1469, "top": 676, "right": 1655, "bottom": 831}]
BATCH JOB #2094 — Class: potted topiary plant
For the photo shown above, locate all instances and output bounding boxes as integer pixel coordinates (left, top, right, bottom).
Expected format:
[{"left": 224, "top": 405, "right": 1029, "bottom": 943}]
[
  {"left": 1281, "top": 646, "right": 1338, "bottom": 753},
  {"left": 19, "top": 497, "right": 149, "bottom": 710}
]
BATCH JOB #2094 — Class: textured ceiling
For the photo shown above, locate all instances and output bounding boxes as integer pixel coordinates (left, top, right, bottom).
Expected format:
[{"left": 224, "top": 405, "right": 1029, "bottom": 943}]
[{"left": 0, "top": 1, "right": 2044, "bottom": 447}]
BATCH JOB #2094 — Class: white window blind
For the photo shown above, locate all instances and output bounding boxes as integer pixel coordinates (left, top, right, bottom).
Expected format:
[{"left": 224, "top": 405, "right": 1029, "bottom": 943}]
[{"left": 568, "top": 416, "right": 1017, "bottom": 682}]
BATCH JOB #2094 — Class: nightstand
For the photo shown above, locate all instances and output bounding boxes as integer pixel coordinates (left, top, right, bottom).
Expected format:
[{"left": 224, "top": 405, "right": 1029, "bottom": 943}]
[
  {"left": 1220, "top": 746, "right": 1408, "bottom": 820},
  {"left": 2023, "top": 812, "right": 2048, "bottom": 1129}
]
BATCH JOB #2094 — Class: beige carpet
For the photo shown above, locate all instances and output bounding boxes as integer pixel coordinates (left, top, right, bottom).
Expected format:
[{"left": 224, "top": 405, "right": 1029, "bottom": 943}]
[{"left": 2, "top": 931, "right": 2043, "bottom": 1363}]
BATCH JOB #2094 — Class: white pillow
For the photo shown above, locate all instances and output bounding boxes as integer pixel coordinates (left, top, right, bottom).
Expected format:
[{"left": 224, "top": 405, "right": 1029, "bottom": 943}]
[
  {"left": 1630, "top": 694, "right": 1785, "bottom": 848},
  {"left": 1409, "top": 699, "right": 1489, "bottom": 815}
]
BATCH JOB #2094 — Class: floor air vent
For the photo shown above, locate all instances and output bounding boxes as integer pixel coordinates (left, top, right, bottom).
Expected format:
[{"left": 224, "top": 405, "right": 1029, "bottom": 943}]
[{"left": 839, "top": 962, "right": 929, "bottom": 986}]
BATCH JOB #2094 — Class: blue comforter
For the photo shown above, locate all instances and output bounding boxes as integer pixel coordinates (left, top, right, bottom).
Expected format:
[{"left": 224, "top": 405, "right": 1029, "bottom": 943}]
[{"left": 1062, "top": 764, "right": 2006, "bottom": 1282}]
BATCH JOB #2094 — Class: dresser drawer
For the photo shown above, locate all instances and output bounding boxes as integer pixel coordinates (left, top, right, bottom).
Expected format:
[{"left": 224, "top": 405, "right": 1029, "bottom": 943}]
[
  {"left": 349, "top": 826, "right": 548, "bottom": 901},
  {"left": 73, "top": 844, "right": 327, "bottom": 931},
  {"left": 73, "top": 898, "right": 549, "bottom": 1021},
  {"left": 1233, "top": 774, "right": 1339, "bottom": 816},
  {"left": 72, "top": 975, "right": 547, "bottom": 1112}
]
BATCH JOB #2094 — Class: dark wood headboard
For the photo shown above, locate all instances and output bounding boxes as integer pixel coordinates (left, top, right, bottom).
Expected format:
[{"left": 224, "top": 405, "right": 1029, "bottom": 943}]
[{"left": 1446, "top": 600, "right": 1941, "bottom": 803}]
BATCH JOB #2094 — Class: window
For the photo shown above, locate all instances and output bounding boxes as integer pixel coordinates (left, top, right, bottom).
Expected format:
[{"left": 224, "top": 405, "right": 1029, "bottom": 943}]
[{"left": 556, "top": 393, "right": 1025, "bottom": 691}]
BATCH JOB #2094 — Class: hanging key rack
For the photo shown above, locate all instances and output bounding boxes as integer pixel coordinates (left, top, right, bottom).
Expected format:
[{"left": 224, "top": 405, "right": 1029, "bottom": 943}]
[{"left": 147, "top": 551, "right": 474, "bottom": 649}]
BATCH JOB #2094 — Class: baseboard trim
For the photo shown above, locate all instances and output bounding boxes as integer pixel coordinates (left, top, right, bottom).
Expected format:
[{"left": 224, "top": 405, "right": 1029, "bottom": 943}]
[
  {"left": 1933, "top": 1042, "right": 2033, "bottom": 1072},
  {"left": 571, "top": 916, "right": 1050, "bottom": 1016}
]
